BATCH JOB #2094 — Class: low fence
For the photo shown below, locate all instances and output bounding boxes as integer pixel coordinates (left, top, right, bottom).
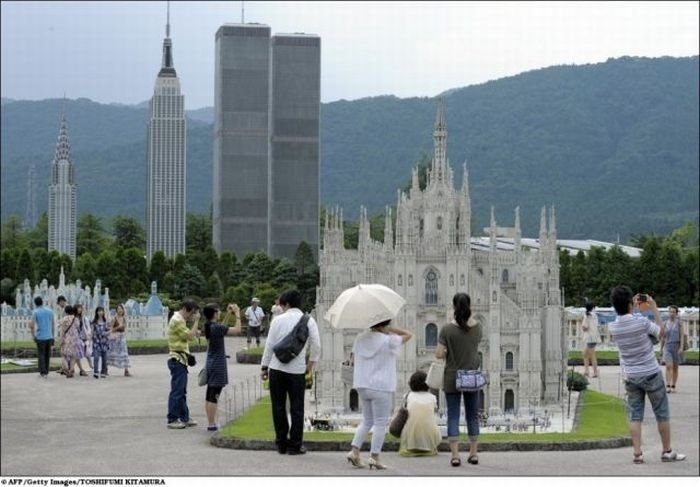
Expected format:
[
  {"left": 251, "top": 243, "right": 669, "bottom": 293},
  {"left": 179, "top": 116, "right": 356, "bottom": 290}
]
[{"left": 217, "top": 374, "right": 268, "bottom": 426}]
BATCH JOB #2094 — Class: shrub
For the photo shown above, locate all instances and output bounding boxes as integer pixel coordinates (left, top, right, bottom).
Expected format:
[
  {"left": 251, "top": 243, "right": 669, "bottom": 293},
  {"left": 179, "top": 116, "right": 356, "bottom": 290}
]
[{"left": 567, "top": 370, "right": 589, "bottom": 391}]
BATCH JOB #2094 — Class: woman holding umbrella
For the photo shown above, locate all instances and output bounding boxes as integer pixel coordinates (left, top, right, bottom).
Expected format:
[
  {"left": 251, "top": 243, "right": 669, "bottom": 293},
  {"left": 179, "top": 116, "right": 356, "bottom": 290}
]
[
  {"left": 325, "top": 284, "right": 412, "bottom": 470},
  {"left": 347, "top": 319, "right": 413, "bottom": 469}
]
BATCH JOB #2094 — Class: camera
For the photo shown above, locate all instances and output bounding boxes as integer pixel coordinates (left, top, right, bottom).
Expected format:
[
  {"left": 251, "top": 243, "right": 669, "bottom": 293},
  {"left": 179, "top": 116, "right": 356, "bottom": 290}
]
[{"left": 638, "top": 294, "right": 648, "bottom": 302}]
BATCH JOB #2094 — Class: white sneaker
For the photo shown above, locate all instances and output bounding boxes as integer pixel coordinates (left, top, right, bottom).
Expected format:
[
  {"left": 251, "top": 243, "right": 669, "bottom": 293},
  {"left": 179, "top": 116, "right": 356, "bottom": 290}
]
[
  {"left": 661, "top": 450, "right": 687, "bottom": 462},
  {"left": 167, "top": 420, "right": 187, "bottom": 429},
  {"left": 185, "top": 419, "right": 198, "bottom": 427}
]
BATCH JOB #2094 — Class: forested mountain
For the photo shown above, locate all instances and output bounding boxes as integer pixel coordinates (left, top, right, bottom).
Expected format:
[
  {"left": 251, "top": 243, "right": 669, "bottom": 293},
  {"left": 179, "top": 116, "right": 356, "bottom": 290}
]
[{"left": 1, "top": 56, "right": 697, "bottom": 241}]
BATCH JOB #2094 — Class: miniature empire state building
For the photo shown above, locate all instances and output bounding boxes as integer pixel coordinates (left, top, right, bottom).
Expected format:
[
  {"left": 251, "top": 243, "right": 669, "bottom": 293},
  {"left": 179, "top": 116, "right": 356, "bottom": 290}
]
[{"left": 315, "top": 100, "right": 565, "bottom": 415}]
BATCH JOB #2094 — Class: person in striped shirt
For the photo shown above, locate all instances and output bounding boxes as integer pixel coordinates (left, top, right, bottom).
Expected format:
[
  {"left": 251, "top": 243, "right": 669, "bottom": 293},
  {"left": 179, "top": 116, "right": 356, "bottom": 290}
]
[{"left": 608, "top": 286, "right": 686, "bottom": 464}]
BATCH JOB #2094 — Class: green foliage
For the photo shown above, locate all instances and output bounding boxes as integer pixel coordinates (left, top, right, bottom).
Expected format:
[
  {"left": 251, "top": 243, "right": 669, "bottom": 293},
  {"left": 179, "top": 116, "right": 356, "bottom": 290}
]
[
  {"left": 112, "top": 216, "right": 145, "bottom": 250},
  {"left": 566, "top": 370, "right": 589, "bottom": 392},
  {"left": 148, "top": 251, "right": 170, "bottom": 287},
  {"left": 16, "top": 248, "right": 34, "bottom": 282},
  {"left": 186, "top": 213, "right": 212, "bottom": 252},
  {"left": 294, "top": 241, "right": 315, "bottom": 274},
  {"left": 77, "top": 214, "right": 109, "bottom": 257}
]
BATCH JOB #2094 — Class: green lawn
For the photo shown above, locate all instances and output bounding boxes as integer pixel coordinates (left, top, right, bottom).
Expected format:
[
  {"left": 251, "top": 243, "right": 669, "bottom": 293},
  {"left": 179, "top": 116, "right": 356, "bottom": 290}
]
[
  {"left": 1, "top": 359, "right": 61, "bottom": 372},
  {"left": 568, "top": 350, "right": 698, "bottom": 361},
  {"left": 0, "top": 339, "right": 204, "bottom": 351},
  {"left": 220, "top": 389, "right": 629, "bottom": 443}
]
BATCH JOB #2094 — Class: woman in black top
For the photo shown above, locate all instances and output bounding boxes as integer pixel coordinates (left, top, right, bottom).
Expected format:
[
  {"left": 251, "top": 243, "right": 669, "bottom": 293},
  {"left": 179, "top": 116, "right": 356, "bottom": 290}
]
[{"left": 203, "top": 303, "right": 242, "bottom": 431}]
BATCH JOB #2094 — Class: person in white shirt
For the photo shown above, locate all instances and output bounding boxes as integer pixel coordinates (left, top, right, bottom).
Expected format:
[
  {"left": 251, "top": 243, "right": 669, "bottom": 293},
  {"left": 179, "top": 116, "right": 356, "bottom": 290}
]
[
  {"left": 261, "top": 290, "right": 321, "bottom": 455},
  {"left": 270, "top": 297, "right": 284, "bottom": 320},
  {"left": 244, "top": 297, "right": 265, "bottom": 348},
  {"left": 346, "top": 319, "right": 413, "bottom": 470}
]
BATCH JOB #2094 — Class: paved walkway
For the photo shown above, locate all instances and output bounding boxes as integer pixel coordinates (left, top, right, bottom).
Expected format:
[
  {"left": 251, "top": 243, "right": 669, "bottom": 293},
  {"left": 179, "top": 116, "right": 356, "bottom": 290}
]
[{"left": 1, "top": 337, "right": 698, "bottom": 476}]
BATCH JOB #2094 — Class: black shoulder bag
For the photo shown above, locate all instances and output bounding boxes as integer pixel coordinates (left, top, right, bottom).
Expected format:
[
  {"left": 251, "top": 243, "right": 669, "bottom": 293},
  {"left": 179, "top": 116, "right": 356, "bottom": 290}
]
[{"left": 273, "top": 314, "right": 310, "bottom": 364}]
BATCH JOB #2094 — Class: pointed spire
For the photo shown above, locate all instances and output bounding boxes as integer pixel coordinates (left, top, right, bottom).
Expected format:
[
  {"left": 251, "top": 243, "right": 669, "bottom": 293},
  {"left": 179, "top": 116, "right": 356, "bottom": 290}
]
[
  {"left": 384, "top": 206, "right": 393, "bottom": 251},
  {"left": 539, "top": 206, "right": 548, "bottom": 247},
  {"left": 160, "top": 1, "right": 175, "bottom": 75},
  {"left": 514, "top": 206, "right": 521, "bottom": 252},
  {"left": 549, "top": 206, "right": 557, "bottom": 236},
  {"left": 53, "top": 109, "right": 72, "bottom": 166},
  {"left": 431, "top": 98, "right": 448, "bottom": 186},
  {"left": 490, "top": 206, "right": 496, "bottom": 227}
]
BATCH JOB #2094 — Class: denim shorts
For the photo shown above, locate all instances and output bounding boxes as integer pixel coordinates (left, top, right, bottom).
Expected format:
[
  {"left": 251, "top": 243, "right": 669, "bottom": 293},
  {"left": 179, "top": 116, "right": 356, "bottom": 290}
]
[
  {"left": 624, "top": 372, "right": 669, "bottom": 423},
  {"left": 662, "top": 345, "right": 683, "bottom": 365}
]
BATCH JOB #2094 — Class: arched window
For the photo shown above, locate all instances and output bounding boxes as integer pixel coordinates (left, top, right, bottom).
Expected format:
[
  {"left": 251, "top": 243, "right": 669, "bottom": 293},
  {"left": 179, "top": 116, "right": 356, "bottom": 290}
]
[
  {"left": 419, "top": 218, "right": 424, "bottom": 239},
  {"left": 505, "top": 352, "right": 513, "bottom": 370},
  {"left": 449, "top": 274, "right": 454, "bottom": 286},
  {"left": 478, "top": 390, "right": 485, "bottom": 411},
  {"left": 460, "top": 274, "right": 465, "bottom": 285},
  {"left": 425, "top": 323, "right": 438, "bottom": 347},
  {"left": 398, "top": 274, "right": 403, "bottom": 286},
  {"left": 425, "top": 270, "right": 438, "bottom": 304},
  {"left": 478, "top": 351, "right": 483, "bottom": 368},
  {"left": 437, "top": 216, "right": 443, "bottom": 230},
  {"left": 349, "top": 389, "right": 359, "bottom": 412},
  {"left": 477, "top": 268, "right": 483, "bottom": 276},
  {"left": 505, "top": 389, "right": 515, "bottom": 414},
  {"left": 502, "top": 269, "right": 509, "bottom": 283},
  {"left": 492, "top": 290, "right": 497, "bottom": 302},
  {"left": 408, "top": 274, "right": 413, "bottom": 286}
]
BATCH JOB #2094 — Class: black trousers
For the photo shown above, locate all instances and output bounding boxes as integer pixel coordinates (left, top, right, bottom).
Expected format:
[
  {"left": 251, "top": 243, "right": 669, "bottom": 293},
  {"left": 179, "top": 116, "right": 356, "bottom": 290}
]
[
  {"left": 36, "top": 339, "right": 53, "bottom": 376},
  {"left": 269, "top": 368, "right": 306, "bottom": 450}
]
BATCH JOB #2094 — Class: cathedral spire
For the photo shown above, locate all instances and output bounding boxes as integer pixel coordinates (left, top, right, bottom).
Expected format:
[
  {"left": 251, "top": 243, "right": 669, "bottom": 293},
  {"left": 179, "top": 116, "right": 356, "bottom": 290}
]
[
  {"left": 431, "top": 98, "right": 448, "bottom": 186},
  {"left": 383, "top": 206, "right": 393, "bottom": 252},
  {"left": 160, "top": 1, "right": 176, "bottom": 76}
]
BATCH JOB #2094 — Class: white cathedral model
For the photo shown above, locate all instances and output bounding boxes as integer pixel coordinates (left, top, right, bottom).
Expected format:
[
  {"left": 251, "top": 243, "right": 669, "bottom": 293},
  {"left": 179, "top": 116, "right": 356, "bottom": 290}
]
[{"left": 314, "top": 100, "right": 565, "bottom": 416}]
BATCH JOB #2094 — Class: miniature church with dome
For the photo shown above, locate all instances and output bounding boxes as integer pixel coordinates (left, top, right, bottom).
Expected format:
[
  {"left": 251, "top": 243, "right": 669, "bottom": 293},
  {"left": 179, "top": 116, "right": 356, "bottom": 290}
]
[{"left": 314, "top": 100, "right": 565, "bottom": 416}]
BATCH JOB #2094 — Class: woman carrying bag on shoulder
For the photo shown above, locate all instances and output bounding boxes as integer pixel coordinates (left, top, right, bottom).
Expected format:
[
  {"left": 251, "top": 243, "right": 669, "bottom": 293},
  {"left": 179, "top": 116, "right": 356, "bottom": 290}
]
[
  {"left": 347, "top": 319, "right": 413, "bottom": 470},
  {"left": 436, "top": 292, "right": 483, "bottom": 467}
]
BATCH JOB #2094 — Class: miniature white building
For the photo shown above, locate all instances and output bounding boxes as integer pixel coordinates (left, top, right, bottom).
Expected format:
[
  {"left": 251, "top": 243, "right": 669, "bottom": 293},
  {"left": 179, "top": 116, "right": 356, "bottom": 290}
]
[
  {"left": 315, "top": 100, "right": 565, "bottom": 416},
  {"left": 0, "top": 269, "right": 169, "bottom": 342}
]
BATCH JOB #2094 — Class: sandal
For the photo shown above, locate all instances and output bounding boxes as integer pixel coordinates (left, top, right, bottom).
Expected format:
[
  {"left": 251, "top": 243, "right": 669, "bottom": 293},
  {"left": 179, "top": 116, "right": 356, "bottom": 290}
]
[
  {"left": 467, "top": 454, "right": 479, "bottom": 465},
  {"left": 450, "top": 457, "right": 461, "bottom": 467},
  {"left": 633, "top": 452, "right": 644, "bottom": 464},
  {"left": 666, "top": 385, "right": 672, "bottom": 393}
]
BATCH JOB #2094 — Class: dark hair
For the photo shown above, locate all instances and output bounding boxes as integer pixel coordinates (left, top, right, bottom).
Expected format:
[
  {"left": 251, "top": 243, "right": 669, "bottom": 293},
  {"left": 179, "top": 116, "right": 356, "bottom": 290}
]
[
  {"left": 92, "top": 306, "right": 105, "bottom": 324},
  {"left": 34, "top": 296, "right": 43, "bottom": 307},
  {"left": 57, "top": 295, "right": 66, "bottom": 304},
  {"left": 75, "top": 303, "right": 83, "bottom": 316},
  {"left": 585, "top": 302, "right": 594, "bottom": 315},
  {"left": 64, "top": 305, "right": 75, "bottom": 316},
  {"left": 181, "top": 300, "right": 199, "bottom": 313},
  {"left": 203, "top": 303, "right": 219, "bottom": 339},
  {"left": 453, "top": 293, "right": 472, "bottom": 329},
  {"left": 668, "top": 305, "right": 679, "bottom": 314},
  {"left": 610, "top": 286, "right": 633, "bottom": 315},
  {"left": 409, "top": 370, "right": 429, "bottom": 392},
  {"left": 279, "top": 289, "right": 302, "bottom": 309},
  {"left": 370, "top": 319, "right": 391, "bottom": 330}
]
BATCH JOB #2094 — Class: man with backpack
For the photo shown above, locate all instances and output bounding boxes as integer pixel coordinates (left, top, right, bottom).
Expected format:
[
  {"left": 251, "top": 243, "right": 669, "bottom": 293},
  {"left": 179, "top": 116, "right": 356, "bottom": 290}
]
[{"left": 261, "top": 289, "right": 321, "bottom": 455}]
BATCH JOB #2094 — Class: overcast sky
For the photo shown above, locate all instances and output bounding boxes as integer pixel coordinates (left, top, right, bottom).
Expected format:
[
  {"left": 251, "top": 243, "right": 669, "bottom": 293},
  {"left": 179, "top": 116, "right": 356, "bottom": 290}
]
[{"left": 2, "top": 1, "right": 698, "bottom": 109}]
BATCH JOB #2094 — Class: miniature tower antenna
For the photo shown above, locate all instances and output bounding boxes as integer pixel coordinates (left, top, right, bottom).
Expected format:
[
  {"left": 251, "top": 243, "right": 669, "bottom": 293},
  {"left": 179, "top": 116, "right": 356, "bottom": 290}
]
[
  {"left": 242, "top": 1, "right": 245, "bottom": 23},
  {"left": 166, "top": 0, "right": 170, "bottom": 37}
]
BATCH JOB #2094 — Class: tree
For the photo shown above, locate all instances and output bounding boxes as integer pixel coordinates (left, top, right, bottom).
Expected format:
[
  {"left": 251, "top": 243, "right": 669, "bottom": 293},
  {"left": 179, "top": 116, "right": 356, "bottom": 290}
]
[
  {"left": 47, "top": 251, "right": 64, "bottom": 285},
  {"left": 218, "top": 251, "right": 236, "bottom": 289},
  {"left": 174, "top": 264, "right": 206, "bottom": 299},
  {"left": 636, "top": 236, "right": 665, "bottom": 297},
  {"left": 121, "top": 248, "right": 148, "bottom": 295},
  {"left": 27, "top": 212, "right": 48, "bottom": 250},
  {"left": 112, "top": 216, "right": 146, "bottom": 250},
  {"left": 205, "top": 272, "right": 224, "bottom": 299},
  {"left": 96, "top": 250, "right": 122, "bottom": 299},
  {"left": 245, "top": 252, "right": 276, "bottom": 284},
  {"left": 0, "top": 249, "right": 19, "bottom": 282},
  {"left": 223, "top": 282, "right": 254, "bottom": 310},
  {"left": 567, "top": 250, "right": 588, "bottom": 305},
  {"left": 272, "top": 259, "right": 297, "bottom": 288},
  {"left": 1, "top": 215, "right": 27, "bottom": 249},
  {"left": 15, "top": 248, "right": 34, "bottom": 282},
  {"left": 31, "top": 248, "right": 50, "bottom": 282},
  {"left": 77, "top": 214, "right": 109, "bottom": 257},
  {"left": 186, "top": 213, "right": 212, "bottom": 252},
  {"left": 0, "top": 277, "right": 16, "bottom": 305},
  {"left": 149, "top": 251, "right": 170, "bottom": 287},
  {"left": 294, "top": 241, "right": 315, "bottom": 275},
  {"left": 658, "top": 240, "right": 684, "bottom": 304},
  {"left": 74, "top": 252, "right": 97, "bottom": 285}
]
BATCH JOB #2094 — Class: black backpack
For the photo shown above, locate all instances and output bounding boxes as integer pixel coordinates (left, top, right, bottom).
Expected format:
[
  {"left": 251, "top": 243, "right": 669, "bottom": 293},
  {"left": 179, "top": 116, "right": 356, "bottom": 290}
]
[{"left": 273, "top": 314, "right": 310, "bottom": 364}]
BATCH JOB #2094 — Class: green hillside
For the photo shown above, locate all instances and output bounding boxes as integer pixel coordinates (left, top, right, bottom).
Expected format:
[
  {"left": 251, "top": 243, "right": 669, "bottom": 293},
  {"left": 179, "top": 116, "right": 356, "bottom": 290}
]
[{"left": 1, "top": 56, "right": 697, "bottom": 241}]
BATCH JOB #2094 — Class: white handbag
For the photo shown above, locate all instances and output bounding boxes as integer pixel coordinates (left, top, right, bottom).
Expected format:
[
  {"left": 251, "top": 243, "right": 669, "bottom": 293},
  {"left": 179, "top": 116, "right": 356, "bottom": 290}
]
[{"left": 426, "top": 360, "right": 445, "bottom": 389}]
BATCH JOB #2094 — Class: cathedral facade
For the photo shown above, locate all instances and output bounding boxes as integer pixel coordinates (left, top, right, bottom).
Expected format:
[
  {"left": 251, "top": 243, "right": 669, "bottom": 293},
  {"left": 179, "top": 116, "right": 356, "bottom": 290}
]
[{"left": 314, "top": 100, "right": 565, "bottom": 416}]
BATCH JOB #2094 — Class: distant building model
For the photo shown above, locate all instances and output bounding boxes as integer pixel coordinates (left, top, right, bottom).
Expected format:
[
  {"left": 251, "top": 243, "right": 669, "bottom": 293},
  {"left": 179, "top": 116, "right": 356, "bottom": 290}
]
[
  {"left": 315, "top": 100, "right": 565, "bottom": 416},
  {"left": 48, "top": 110, "right": 77, "bottom": 260},
  {"left": 0, "top": 270, "right": 169, "bottom": 342},
  {"left": 213, "top": 23, "right": 320, "bottom": 261},
  {"left": 146, "top": 5, "right": 186, "bottom": 261}
]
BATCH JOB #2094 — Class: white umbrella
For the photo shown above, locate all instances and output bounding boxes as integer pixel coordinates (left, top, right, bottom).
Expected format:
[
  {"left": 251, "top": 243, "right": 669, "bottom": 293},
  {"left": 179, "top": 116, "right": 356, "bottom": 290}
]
[{"left": 325, "top": 284, "right": 407, "bottom": 329}]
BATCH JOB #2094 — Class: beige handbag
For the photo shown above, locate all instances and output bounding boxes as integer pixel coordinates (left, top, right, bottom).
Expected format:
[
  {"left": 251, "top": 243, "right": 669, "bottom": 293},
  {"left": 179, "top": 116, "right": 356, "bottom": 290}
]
[{"left": 426, "top": 360, "right": 445, "bottom": 389}]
